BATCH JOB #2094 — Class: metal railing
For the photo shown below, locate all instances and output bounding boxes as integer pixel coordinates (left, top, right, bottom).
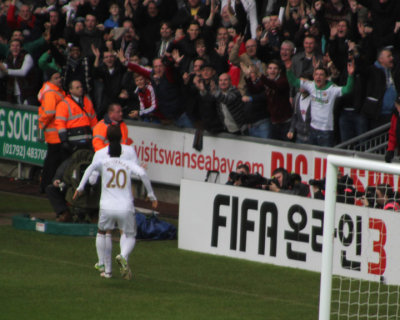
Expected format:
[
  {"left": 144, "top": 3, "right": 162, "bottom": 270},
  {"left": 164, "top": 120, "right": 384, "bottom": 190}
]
[{"left": 335, "top": 123, "right": 390, "bottom": 154}]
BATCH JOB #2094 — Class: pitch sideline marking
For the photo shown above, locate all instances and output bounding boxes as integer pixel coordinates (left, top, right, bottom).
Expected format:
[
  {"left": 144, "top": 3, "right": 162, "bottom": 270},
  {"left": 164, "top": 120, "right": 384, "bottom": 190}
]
[{"left": 0, "top": 249, "right": 317, "bottom": 309}]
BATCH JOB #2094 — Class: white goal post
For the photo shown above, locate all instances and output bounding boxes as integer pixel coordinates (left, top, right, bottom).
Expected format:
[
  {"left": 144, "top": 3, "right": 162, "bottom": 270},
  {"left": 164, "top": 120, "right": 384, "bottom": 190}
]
[{"left": 319, "top": 155, "right": 400, "bottom": 320}]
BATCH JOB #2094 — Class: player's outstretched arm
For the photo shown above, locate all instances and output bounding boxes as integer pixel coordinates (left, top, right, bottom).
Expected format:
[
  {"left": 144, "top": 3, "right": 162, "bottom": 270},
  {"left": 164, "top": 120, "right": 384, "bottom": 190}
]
[
  {"left": 75, "top": 161, "right": 102, "bottom": 196},
  {"left": 129, "top": 163, "right": 157, "bottom": 202}
]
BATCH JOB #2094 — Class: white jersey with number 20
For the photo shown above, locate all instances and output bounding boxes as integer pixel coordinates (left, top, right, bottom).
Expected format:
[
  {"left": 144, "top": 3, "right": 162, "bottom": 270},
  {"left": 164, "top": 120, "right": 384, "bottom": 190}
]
[{"left": 77, "top": 146, "right": 156, "bottom": 212}]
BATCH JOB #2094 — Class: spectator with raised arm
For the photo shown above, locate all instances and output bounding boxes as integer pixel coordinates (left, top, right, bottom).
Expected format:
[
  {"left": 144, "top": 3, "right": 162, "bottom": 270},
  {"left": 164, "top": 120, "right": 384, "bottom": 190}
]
[
  {"left": 118, "top": 49, "right": 192, "bottom": 128},
  {"left": 243, "top": 60, "right": 293, "bottom": 141},
  {"left": 356, "top": 0, "right": 400, "bottom": 50},
  {"left": 114, "top": 19, "right": 140, "bottom": 62},
  {"left": 170, "top": 21, "right": 202, "bottom": 73},
  {"left": 220, "top": 0, "right": 258, "bottom": 39},
  {"left": 7, "top": 1, "right": 41, "bottom": 42},
  {"left": 187, "top": 38, "right": 228, "bottom": 76},
  {"left": 191, "top": 62, "right": 225, "bottom": 133},
  {"left": 258, "top": 13, "right": 283, "bottom": 61},
  {"left": 241, "top": 64, "right": 269, "bottom": 138},
  {"left": 211, "top": 73, "right": 246, "bottom": 134},
  {"left": 285, "top": 58, "right": 355, "bottom": 147},
  {"left": 281, "top": 0, "right": 310, "bottom": 42},
  {"left": 229, "top": 35, "right": 267, "bottom": 96},
  {"left": 91, "top": 47, "right": 127, "bottom": 119}
]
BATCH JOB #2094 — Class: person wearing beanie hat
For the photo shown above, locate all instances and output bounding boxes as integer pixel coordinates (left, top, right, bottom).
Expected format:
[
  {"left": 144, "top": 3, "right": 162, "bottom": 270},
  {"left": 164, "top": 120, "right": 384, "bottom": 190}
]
[
  {"left": 37, "top": 69, "right": 66, "bottom": 193},
  {"left": 45, "top": 68, "right": 59, "bottom": 81}
]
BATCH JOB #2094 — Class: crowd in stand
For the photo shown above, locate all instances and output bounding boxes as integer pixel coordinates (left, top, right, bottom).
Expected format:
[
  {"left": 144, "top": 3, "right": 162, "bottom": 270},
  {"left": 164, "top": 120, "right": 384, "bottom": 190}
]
[
  {"left": 226, "top": 163, "right": 400, "bottom": 212},
  {"left": 1, "top": 0, "right": 400, "bottom": 148}
]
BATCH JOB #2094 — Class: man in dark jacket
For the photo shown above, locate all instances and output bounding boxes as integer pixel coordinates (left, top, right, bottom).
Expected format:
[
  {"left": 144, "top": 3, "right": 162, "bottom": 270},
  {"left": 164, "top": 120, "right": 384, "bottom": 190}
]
[
  {"left": 212, "top": 73, "right": 245, "bottom": 134},
  {"left": 171, "top": 0, "right": 209, "bottom": 30},
  {"left": 192, "top": 62, "right": 225, "bottom": 133},
  {"left": 357, "top": 0, "right": 400, "bottom": 50},
  {"left": 92, "top": 48, "right": 126, "bottom": 119},
  {"left": 360, "top": 47, "right": 400, "bottom": 129}
]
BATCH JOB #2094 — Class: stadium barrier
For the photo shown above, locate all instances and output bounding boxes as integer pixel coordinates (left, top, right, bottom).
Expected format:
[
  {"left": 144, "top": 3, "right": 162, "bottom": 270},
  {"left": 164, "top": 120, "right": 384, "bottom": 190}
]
[
  {"left": 0, "top": 101, "right": 389, "bottom": 190},
  {"left": 179, "top": 179, "right": 400, "bottom": 285}
]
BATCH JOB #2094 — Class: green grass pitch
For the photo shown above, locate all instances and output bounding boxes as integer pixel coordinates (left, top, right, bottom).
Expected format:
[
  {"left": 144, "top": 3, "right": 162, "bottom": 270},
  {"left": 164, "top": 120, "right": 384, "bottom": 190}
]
[{"left": 0, "top": 193, "right": 320, "bottom": 320}]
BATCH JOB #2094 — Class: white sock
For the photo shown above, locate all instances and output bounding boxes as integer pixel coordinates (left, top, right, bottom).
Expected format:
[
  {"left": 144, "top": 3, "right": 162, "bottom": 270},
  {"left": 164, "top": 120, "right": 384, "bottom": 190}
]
[
  {"left": 95, "top": 233, "right": 105, "bottom": 266},
  {"left": 121, "top": 234, "right": 136, "bottom": 261},
  {"left": 105, "top": 234, "right": 113, "bottom": 274}
]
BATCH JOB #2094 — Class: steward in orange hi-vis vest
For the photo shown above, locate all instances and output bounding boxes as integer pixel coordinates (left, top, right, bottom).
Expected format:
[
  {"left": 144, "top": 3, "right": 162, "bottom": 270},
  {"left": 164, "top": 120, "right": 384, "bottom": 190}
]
[
  {"left": 55, "top": 80, "right": 97, "bottom": 152},
  {"left": 92, "top": 103, "right": 130, "bottom": 151},
  {"left": 37, "top": 70, "right": 67, "bottom": 192},
  {"left": 38, "top": 78, "right": 66, "bottom": 144}
]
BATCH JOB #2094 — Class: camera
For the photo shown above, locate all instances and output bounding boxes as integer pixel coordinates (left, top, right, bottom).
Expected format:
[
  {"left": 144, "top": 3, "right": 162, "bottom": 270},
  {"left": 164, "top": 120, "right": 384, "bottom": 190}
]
[
  {"left": 356, "top": 186, "right": 376, "bottom": 207},
  {"left": 59, "top": 182, "right": 66, "bottom": 192},
  {"left": 229, "top": 172, "right": 267, "bottom": 189},
  {"left": 266, "top": 177, "right": 279, "bottom": 186}
]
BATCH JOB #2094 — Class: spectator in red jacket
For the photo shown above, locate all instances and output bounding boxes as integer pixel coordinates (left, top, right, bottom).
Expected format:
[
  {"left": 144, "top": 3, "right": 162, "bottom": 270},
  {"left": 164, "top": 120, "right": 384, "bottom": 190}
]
[
  {"left": 130, "top": 73, "right": 160, "bottom": 123},
  {"left": 7, "top": 1, "right": 40, "bottom": 41},
  {"left": 385, "top": 97, "right": 400, "bottom": 163}
]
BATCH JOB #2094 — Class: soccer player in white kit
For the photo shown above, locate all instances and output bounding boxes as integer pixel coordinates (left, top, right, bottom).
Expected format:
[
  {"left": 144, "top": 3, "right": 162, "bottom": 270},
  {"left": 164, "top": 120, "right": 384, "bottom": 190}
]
[{"left": 74, "top": 125, "right": 157, "bottom": 279}]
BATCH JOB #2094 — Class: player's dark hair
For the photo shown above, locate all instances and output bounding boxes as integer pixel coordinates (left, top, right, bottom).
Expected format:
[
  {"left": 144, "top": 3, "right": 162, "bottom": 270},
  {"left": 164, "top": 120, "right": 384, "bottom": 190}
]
[{"left": 107, "top": 125, "right": 122, "bottom": 157}]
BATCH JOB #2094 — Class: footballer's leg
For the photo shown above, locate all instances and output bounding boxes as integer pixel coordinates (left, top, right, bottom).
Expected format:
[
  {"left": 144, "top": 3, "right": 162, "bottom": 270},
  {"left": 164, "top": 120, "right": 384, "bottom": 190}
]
[
  {"left": 102, "top": 232, "right": 113, "bottom": 278},
  {"left": 98, "top": 210, "right": 115, "bottom": 278},
  {"left": 94, "top": 230, "right": 106, "bottom": 273},
  {"left": 120, "top": 233, "right": 136, "bottom": 261},
  {"left": 116, "top": 211, "right": 135, "bottom": 280}
]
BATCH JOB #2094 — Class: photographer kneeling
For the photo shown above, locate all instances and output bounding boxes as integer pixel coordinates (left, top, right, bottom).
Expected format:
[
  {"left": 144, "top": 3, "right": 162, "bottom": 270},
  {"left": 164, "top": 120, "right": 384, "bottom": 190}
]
[
  {"left": 227, "top": 164, "right": 267, "bottom": 189},
  {"left": 267, "top": 167, "right": 309, "bottom": 197}
]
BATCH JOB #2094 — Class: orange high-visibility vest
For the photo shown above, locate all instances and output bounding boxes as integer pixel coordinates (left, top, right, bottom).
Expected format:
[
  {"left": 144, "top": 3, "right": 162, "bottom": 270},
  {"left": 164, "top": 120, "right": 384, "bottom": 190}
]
[
  {"left": 37, "top": 82, "right": 66, "bottom": 144},
  {"left": 92, "top": 119, "right": 130, "bottom": 151},
  {"left": 55, "top": 95, "right": 97, "bottom": 144}
]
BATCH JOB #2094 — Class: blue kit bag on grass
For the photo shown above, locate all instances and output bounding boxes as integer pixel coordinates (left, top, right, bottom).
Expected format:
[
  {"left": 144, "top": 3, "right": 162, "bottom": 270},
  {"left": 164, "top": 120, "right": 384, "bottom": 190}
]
[{"left": 136, "top": 212, "right": 177, "bottom": 240}]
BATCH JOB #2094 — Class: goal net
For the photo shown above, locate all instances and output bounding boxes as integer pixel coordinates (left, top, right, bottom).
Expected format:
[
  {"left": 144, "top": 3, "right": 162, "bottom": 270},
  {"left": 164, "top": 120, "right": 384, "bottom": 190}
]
[{"left": 319, "top": 155, "right": 400, "bottom": 320}]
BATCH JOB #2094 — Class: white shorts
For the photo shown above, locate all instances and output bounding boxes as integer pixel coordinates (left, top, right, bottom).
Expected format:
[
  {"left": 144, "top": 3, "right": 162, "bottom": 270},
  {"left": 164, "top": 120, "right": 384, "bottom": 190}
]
[{"left": 98, "top": 209, "right": 137, "bottom": 237}]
